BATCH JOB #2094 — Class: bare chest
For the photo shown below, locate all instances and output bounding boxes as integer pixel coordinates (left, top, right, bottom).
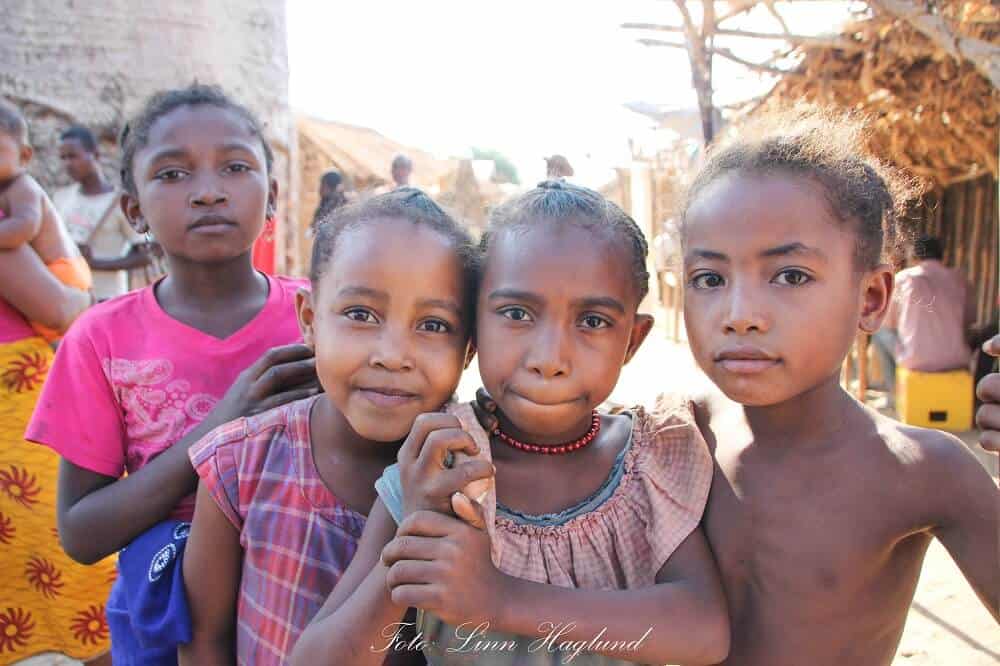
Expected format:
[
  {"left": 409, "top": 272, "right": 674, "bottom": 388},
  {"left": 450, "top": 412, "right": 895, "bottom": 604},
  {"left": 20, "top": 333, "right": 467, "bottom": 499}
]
[{"left": 705, "top": 442, "right": 925, "bottom": 606}]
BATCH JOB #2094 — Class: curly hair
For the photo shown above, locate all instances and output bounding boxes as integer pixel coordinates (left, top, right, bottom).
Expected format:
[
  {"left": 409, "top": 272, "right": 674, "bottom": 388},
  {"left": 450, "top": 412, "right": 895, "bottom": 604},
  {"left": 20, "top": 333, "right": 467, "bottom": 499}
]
[
  {"left": 482, "top": 180, "right": 650, "bottom": 303},
  {"left": 118, "top": 83, "right": 273, "bottom": 195},
  {"left": 681, "top": 105, "right": 917, "bottom": 269}
]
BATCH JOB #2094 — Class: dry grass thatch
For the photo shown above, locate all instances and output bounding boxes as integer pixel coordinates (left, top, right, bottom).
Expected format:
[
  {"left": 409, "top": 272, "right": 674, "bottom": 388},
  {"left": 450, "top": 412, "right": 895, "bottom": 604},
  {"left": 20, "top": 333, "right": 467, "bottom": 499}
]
[{"left": 758, "top": 2, "right": 998, "bottom": 188}]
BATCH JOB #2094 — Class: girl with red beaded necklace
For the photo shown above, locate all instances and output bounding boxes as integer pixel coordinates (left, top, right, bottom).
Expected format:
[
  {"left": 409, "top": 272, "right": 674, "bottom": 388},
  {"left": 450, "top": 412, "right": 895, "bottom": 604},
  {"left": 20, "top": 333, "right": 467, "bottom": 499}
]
[{"left": 294, "top": 181, "right": 730, "bottom": 666}]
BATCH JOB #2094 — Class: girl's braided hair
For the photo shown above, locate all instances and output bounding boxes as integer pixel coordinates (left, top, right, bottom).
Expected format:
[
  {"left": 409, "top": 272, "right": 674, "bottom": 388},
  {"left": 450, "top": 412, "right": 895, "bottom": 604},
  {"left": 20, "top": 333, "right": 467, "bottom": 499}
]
[{"left": 482, "top": 180, "right": 651, "bottom": 303}]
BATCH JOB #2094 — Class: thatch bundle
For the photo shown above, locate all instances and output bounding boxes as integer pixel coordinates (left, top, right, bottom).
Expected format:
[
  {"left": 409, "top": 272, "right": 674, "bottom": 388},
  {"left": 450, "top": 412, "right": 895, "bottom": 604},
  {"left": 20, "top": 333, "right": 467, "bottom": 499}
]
[{"left": 760, "top": 4, "right": 998, "bottom": 188}]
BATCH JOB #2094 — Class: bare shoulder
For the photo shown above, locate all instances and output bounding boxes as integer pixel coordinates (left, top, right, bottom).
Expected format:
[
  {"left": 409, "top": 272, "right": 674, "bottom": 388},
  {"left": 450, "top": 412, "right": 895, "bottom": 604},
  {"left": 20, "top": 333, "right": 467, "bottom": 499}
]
[{"left": 869, "top": 409, "right": 995, "bottom": 506}]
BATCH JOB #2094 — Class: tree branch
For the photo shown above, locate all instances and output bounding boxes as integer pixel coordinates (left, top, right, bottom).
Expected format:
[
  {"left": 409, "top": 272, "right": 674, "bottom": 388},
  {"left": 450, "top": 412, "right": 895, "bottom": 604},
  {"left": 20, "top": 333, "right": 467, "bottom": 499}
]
[
  {"left": 622, "top": 22, "right": 863, "bottom": 51},
  {"left": 869, "top": 0, "right": 1000, "bottom": 88},
  {"left": 636, "top": 39, "right": 802, "bottom": 77}
]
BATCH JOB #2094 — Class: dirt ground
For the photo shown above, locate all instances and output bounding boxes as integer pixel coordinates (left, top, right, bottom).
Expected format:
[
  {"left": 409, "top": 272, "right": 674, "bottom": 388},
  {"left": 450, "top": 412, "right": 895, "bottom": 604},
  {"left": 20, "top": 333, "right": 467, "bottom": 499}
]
[{"left": 15, "top": 322, "right": 998, "bottom": 666}]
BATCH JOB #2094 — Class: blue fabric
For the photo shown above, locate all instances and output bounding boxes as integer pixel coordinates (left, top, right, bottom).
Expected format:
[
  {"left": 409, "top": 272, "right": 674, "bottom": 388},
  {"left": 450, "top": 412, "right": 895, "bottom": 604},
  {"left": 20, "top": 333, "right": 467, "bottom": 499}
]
[
  {"left": 107, "top": 520, "right": 192, "bottom": 665},
  {"left": 375, "top": 464, "right": 405, "bottom": 524}
]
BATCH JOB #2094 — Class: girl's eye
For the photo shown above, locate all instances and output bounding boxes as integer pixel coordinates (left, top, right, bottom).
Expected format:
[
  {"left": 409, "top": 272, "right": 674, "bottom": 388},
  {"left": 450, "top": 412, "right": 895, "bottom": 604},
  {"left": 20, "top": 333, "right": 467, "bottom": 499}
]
[
  {"left": 417, "top": 319, "right": 451, "bottom": 334},
  {"left": 580, "top": 314, "right": 611, "bottom": 330},
  {"left": 226, "top": 163, "right": 251, "bottom": 174},
  {"left": 690, "top": 272, "right": 725, "bottom": 289},
  {"left": 155, "top": 169, "right": 186, "bottom": 181},
  {"left": 773, "top": 269, "right": 812, "bottom": 287},
  {"left": 499, "top": 307, "right": 533, "bottom": 323},
  {"left": 344, "top": 308, "right": 377, "bottom": 324}
]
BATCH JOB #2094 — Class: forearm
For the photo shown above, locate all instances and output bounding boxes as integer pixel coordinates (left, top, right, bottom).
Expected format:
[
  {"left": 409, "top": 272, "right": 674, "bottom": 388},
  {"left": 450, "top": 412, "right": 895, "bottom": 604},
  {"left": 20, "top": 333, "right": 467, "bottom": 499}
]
[
  {"left": 292, "top": 563, "right": 411, "bottom": 666},
  {"left": 178, "top": 635, "right": 235, "bottom": 666},
  {"left": 86, "top": 251, "right": 151, "bottom": 271},
  {"left": 61, "top": 423, "right": 214, "bottom": 563},
  {"left": 494, "top": 576, "right": 729, "bottom": 665},
  {"left": 0, "top": 246, "right": 87, "bottom": 329},
  {"left": 0, "top": 218, "right": 35, "bottom": 248}
]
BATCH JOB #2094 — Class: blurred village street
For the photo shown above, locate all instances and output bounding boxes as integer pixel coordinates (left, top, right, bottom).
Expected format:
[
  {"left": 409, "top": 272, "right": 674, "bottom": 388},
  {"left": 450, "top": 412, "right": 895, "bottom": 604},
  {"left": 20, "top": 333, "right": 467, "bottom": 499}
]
[{"left": 3, "top": 1, "right": 998, "bottom": 665}]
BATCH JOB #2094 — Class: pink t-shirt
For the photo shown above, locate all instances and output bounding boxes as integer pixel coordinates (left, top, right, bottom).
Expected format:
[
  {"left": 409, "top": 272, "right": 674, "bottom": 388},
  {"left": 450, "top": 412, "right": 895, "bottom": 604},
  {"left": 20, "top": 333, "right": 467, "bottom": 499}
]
[{"left": 26, "top": 274, "right": 307, "bottom": 519}]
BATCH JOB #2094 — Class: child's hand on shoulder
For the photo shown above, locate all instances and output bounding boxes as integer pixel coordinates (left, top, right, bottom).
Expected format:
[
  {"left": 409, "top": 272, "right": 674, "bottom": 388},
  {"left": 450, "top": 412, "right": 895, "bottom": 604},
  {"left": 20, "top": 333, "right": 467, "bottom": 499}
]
[
  {"left": 382, "top": 509, "right": 508, "bottom": 627},
  {"left": 975, "top": 334, "right": 1000, "bottom": 452},
  {"left": 398, "top": 413, "right": 494, "bottom": 521},
  {"left": 209, "top": 343, "right": 320, "bottom": 429}
]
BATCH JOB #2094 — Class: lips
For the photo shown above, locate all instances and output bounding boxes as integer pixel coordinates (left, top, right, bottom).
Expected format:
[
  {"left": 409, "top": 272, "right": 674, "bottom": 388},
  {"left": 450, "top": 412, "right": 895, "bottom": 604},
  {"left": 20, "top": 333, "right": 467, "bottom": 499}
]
[
  {"left": 508, "top": 388, "right": 582, "bottom": 407},
  {"left": 714, "top": 347, "right": 780, "bottom": 374},
  {"left": 188, "top": 214, "right": 238, "bottom": 233},
  {"left": 357, "top": 386, "right": 419, "bottom": 409}
]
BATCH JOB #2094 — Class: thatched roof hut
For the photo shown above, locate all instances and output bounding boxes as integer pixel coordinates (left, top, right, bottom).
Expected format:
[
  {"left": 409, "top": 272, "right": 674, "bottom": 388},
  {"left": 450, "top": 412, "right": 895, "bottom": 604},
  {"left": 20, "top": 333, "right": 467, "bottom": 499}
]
[
  {"left": 752, "top": 2, "right": 999, "bottom": 324},
  {"left": 294, "top": 115, "right": 457, "bottom": 272}
]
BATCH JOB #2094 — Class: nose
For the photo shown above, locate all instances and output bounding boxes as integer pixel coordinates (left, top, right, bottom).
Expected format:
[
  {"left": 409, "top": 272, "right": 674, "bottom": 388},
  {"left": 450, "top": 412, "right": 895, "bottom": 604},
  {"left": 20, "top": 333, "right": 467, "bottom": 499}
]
[
  {"left": 190, "top": 173, "right": 228, "bottom": 208},
  {"left": 369, "top": 324, "right": 415, "bottom": 372},
  {"left": 722, "top": 284, "right": 769, "bottom": 335},
  {"left": 525, "top": 325, "right": 571, "bottom": 379}
]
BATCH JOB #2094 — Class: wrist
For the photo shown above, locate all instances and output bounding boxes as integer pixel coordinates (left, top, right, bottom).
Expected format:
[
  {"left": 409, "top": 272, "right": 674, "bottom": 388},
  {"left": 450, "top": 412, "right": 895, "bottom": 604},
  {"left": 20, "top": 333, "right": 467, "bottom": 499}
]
[{"left": 491, "top": 571, "right": 521, "bottom": 631}]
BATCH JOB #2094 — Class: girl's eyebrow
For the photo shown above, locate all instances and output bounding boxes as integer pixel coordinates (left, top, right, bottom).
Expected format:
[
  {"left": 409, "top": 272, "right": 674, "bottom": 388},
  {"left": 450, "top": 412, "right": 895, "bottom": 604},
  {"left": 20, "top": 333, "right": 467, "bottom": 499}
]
[
  {"left": 337, "top": 285, "right": 387, "bottom": 301},
  {"left": 487, "top": 288, "right": 542, "bottom": 304},
  {"left": 572, "top": 296, "right": 625, "bottom": 314},
  {"left": 687, "top": 249, "right": 729, "bottom": 262},
  {"left": 418, "top": 298, "right": 461, "bottom": 315},
  {"left": 760, "top": 242, "right": 827, "bottom": 261},
  {"left": 146, "top": 147, "right": 188, "bottom": 164}
]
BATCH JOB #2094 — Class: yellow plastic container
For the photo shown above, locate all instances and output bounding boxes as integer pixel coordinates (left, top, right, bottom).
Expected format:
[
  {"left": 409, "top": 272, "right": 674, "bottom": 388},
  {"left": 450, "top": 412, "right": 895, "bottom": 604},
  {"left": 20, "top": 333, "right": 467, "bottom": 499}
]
[{"left": 896, "top": 367, "right": 973, "bottom": 432}]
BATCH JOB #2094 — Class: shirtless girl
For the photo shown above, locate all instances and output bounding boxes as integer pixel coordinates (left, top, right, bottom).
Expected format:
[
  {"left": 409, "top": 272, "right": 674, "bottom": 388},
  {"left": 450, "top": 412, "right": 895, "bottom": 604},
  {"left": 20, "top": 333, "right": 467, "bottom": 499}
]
[{"left": 680, "top": 109, "right": 997, "bottom": 665}]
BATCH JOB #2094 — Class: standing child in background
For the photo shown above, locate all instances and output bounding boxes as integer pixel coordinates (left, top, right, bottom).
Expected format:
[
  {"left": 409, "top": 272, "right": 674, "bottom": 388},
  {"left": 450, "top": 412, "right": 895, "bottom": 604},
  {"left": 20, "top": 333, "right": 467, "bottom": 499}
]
[
  {"left": 293, "top": 181, "right": 730, "bottom": 666},
  {"left": 0, "top": 100, "right": 92, "bottom": 342},
  {"left": 180, "top": 188, "right": 479, "bottom": 665},
  {"left": 678, "top": 108, "right": 998, "bottom": 665},
  {"left": 54, "top": 125, "right": 157, "bottom": 300},
  {"left": 26, "top": 84, "right": 319, "bottom": 665}
]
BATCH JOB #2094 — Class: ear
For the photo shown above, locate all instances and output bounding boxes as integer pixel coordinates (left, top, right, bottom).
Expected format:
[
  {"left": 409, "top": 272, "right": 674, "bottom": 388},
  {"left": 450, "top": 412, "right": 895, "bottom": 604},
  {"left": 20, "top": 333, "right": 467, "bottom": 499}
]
[
  {"left": 296, "top": 287, "right": 316, "bottom": 348},
  {"left": 120, "top": 191, "right": 148, "bottom": 234},
  {"left": 266, "top": 177, "right": 279, "bottom": 219},
  {"left": 623, "top": 313, "right": 655, "bottom": 365},
  {"left": 19, "top": 144, "right": 33, "bottom": 165},
  {"left": 858, "top": 263, "right": 894, "bottom": 333},
  {"left": 463, "top": 340, "right": 477, "bottom": 370}
]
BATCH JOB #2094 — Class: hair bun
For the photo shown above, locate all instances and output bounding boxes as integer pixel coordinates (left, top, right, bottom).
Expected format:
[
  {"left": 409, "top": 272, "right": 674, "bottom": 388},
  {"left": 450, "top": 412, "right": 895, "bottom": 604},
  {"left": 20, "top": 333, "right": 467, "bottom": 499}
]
[{"left": 537, "top": 179, "right": 566, "bottom": 190}]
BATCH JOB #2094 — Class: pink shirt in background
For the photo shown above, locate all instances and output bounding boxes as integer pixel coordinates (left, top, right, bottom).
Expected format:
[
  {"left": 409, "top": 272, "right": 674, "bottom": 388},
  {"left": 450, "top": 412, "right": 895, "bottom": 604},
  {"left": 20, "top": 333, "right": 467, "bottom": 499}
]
[
  {"left": 885, "top": 259, "right": 971, "bottom": 372},
  {"left": 0, "top": 299, "right": 36, "bottom": 344},
  {"left": 26, "top": 274, "right": 307, "bottom": 520}
]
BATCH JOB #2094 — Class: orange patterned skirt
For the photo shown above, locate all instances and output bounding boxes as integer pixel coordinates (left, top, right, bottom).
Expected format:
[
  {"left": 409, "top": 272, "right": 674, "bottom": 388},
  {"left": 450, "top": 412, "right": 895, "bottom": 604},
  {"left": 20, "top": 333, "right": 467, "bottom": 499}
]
[{"left": 0, "top": 336, "right": 115, "bottom": 664}]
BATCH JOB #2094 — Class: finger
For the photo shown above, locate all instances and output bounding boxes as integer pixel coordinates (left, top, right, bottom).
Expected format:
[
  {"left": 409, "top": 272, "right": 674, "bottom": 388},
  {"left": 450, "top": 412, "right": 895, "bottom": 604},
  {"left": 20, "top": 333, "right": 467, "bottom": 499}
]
[
  {"left": 381, "top": 535, "right": 446, "bottom": 566},
  {"left": 978, "top": 430, "right": 1000, "bottom": 453},
  {"left": 451, "top": 492, "right": 486, "bottom": 530},
  {"left": 398, "top": 413, "right": 463, "bottom": 464},
  {"left": 254, "top": 358, "right": 318, "bottom": 395},
  {"left": 983, "top": 334, "right": 1000, "bottom": 357},
  {"left": 385, "top": 560, "right": 440, "bottom": 589},
  {"left": 418, "top": 428, "right": 479, "bottom": 471},
  {"left": 974, "top": 402, "right": 1000, "bottom": 430},
  {"left": 473, "top": 388, "right": 499, "bottom": 432},
  {"left": 426, "top": 460, "right": 495, "bottom": 500},
  {"left": 396, "top": 510, "right": 461, "bottom": 538},
  {"left": 390, "top": 584, "right": 440, "bottom": 610},
  {"left": 975, "top": 373, "right": 1000, "bottom": 403},
  {"left": 250, "top": 386, "right": 323, "bottom": 414},
  {"left": 475, "top": 387, "right": 497, "bottom": 413},
  {"left": 246, "top": 344, "right": 315, "bottom": 381}
]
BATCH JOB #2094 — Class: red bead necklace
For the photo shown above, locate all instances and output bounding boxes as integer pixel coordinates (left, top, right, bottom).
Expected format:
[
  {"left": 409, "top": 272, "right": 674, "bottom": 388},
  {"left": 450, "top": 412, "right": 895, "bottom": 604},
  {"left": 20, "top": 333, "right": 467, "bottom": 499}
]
[{"left": 492, "top": 411, "right": 601, "bottom": 454}]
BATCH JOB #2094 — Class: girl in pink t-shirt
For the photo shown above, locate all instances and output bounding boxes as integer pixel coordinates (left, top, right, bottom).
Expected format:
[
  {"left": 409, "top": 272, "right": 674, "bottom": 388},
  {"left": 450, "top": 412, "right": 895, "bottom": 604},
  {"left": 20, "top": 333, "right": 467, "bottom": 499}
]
[{"left": 27, "top": 84, "right": 318, "bottom": 662}]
